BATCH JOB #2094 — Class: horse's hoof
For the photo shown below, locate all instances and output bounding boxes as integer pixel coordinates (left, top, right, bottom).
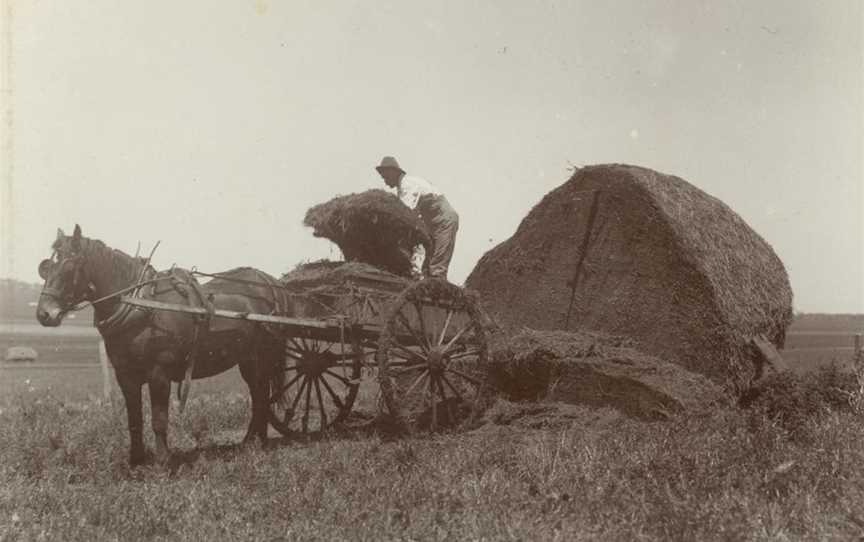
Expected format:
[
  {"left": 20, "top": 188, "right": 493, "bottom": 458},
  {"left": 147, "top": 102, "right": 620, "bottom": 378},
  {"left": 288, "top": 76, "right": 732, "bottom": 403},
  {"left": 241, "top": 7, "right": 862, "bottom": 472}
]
[
  {"left": 241, "top": 435, "right": 266, "bottom": 451},
  {"left": 129, "top": 454, "right": 147, "bottom": 467},
  {"left": 155, "top": 452, "right": 172, "bottom": 466}
]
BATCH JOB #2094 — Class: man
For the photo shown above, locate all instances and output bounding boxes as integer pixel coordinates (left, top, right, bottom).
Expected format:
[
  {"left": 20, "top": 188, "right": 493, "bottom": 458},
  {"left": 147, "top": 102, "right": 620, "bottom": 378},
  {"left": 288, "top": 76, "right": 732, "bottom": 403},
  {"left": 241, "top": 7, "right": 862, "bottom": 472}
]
[{"left": 376, "top": 156, "right": 459, "bottom": 280}]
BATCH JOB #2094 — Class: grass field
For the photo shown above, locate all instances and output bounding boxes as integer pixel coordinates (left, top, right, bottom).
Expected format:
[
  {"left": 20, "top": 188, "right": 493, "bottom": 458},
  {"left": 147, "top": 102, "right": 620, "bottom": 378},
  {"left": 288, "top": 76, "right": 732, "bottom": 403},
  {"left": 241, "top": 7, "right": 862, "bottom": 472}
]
[
  {"left": 1, "top": 364, "right": 864, "bottom": 540},
  {"left": 1, "top": 316, "right": 862, "bottom": 540}
]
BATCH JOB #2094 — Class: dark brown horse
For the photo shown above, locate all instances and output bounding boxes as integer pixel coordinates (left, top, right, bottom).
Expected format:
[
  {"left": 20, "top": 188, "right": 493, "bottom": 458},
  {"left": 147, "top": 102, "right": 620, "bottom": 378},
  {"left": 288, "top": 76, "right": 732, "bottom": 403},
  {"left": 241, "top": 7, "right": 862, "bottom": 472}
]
[{"left": 36, "top": 225, "right": 287, "bottom": 465}]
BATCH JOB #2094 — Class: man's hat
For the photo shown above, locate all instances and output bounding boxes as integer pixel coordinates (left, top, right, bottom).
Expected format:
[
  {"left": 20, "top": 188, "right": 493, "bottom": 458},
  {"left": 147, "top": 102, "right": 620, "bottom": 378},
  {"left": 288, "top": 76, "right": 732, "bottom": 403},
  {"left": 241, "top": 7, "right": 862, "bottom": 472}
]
[{"left": 375, "top": 156, "right": 404, "bottom": 174}]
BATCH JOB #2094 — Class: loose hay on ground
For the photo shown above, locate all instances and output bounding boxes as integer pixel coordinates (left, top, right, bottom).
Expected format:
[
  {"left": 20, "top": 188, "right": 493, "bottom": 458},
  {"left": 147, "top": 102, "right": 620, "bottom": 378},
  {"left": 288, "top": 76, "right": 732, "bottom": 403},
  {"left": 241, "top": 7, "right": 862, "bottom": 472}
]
[{"left": 485, "top": 329, "right": 728, "bottom": 420}]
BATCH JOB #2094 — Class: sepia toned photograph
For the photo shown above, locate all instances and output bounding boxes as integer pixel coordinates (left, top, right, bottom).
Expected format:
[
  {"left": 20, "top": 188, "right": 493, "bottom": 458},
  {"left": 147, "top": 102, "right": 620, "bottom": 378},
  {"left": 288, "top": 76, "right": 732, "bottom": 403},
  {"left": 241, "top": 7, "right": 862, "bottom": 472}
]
[{"left": 0, "top": 1, "right": 862, "bottom": 540}]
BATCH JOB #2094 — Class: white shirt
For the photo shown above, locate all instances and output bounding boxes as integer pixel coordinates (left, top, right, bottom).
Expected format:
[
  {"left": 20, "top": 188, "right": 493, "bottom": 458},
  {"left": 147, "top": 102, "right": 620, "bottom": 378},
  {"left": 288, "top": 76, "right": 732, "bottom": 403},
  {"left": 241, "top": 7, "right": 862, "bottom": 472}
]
[{"left": 397, "top": 174, "right": 441, "bottom": 210}]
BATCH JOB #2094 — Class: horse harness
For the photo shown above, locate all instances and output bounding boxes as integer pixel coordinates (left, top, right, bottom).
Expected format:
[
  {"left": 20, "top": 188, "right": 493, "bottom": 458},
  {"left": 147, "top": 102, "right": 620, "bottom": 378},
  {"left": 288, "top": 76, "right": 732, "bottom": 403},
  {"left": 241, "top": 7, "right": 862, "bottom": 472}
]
[{"left": 96, "top": 268, "right": 215, "bottom": 411}]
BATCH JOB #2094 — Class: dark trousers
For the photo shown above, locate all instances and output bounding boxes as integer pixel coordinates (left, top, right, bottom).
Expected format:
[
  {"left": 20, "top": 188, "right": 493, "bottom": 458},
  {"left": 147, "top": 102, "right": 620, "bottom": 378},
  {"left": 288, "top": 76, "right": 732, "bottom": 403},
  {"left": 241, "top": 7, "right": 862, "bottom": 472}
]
[{"left": 418, "top": 195, "right": 459, "bottom": 280}]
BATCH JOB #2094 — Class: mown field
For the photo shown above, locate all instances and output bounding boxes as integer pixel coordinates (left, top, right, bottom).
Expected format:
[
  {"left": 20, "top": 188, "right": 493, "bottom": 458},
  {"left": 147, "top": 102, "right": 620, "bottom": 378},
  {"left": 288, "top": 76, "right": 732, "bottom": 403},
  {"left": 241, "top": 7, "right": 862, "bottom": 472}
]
[{"left": 1, "top": 316, "right": 863, "bottom": 541}]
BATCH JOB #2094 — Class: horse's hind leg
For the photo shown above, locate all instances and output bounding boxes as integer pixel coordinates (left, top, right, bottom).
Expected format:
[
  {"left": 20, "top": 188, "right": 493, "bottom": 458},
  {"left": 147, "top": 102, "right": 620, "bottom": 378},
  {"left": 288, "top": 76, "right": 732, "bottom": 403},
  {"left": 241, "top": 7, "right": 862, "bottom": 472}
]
[
  {"left": 239, "top": 356, "right": 269, "bottom": 444},
  {"left": 116, "top": 369, "right": 146, "bottom": 466},
  {"left": 148, "top": 365, "right": 172, "bottom": 464}
]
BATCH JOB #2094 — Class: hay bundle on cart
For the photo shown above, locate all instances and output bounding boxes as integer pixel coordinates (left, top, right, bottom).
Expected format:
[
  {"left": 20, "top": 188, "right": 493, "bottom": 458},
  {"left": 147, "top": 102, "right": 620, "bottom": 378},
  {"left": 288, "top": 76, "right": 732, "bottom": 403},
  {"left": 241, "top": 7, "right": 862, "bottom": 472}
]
[
  {"left": 304, "top": 190, "right": 431, "bottom": 277},
  {"left": 467, "top": 164, "right": 793, "bottom": 394}
]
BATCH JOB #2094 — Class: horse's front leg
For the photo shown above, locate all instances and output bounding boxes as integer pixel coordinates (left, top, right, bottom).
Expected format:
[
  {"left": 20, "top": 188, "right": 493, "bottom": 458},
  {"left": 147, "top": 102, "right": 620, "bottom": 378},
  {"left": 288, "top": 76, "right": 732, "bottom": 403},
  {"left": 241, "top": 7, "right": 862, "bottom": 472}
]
[
  {"left": 148, "top": 364, "right": 172, "bottom": 464},
  {"left": 116, "top": 369, "right": 146, "bottom": 466}
]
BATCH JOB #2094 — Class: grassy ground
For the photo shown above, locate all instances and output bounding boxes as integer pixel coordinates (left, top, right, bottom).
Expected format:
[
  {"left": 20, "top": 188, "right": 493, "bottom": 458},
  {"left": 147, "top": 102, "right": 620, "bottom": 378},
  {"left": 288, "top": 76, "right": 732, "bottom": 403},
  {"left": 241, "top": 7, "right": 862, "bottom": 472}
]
[
  {"left": 1, "top": 315, "right": 862, "bottom": 540},
  {"left": 1, "top": 363, "right": 864, "bottom": 541}
]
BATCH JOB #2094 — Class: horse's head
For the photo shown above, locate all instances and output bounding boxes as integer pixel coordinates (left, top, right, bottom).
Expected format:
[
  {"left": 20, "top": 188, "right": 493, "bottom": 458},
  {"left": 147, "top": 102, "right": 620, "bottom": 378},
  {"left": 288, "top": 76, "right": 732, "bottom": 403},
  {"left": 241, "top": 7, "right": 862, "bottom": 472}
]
[{"left": 36, "top": 224, "right": 95, "bottom": 326}]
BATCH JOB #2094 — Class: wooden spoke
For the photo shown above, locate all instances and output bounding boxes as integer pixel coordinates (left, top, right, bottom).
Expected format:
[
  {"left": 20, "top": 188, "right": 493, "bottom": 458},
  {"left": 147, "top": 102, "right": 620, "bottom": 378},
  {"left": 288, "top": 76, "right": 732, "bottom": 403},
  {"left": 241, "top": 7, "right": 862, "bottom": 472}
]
[
  {"left": 284, "top": 351, "right": 303, "bottom": 362},
  {"left": 277, "top": 364, "right": 299, "bottom": 373},
  {"left": 323, "top": 369, "right": 358, "bottom": 386},
  {"left": 391, "top": 363, "right": 427, "bottom": 375},
  {"left": 314, "top": 377, "right": 327, "bottom": 429},
  {"left": 269, "top": 372, "right": 303, "bottom": 404},
  {"left": 430, "top": 376, "right": 438, "bottom": 430},
  {"left": 446, "top": 349, "right": 483, "bottom": 362},
  {"left": 319, "top": 375, "right": 346, "bottom": 410},
  {"left": 289, "top": 338, "right": 307, "bottom": 354},
  {"left": 443, "top": 322, "right": 474, "bottom": 354},
  {"left": 403, "top": 369, "right": 429, "bottom": 398},
  {"left": 395, "top": 309, "right": 429, "bottom": 353},
  {"left": 413, "top": 302, "right": 432, "bottom": 350},
  {"left": 446, "top": 367, "right": 483, "bottom": 387},
  {"left": 387, "top": 347, "right": 415, "bottom": 361},
  {"left": 290, "top": 376, "right": 309, "bottom": 413},
  {"left": 285, "top": 344, "right": 305, "bottom": 356},
  {"left": 387, "top": 358, "right": 424, "bottom": 368},
  {"left": 441, "top": 374, "right": 465, "bottom": 403},
  {"left": 319, "top": 340, "right": 336, "bottom": 355},
  {"left": 390, "top": 341, "right": 428, "bottom": 362},
  {"left": 302, "top": 377, "right": 313, "bottom": 433},
  {"left": 438, "top": 310, "right": 454, "bottom": 346},
  {"left": 389, "top": 348, "right": 426, "bottom": 365}
]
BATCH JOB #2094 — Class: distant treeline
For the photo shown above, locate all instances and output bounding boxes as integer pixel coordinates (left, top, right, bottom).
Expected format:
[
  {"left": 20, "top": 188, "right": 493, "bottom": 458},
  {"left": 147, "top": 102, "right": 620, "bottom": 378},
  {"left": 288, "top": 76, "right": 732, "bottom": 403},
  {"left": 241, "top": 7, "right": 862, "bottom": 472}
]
[{"left": 0, "top": 278, "right": 94, "bottom": 325}]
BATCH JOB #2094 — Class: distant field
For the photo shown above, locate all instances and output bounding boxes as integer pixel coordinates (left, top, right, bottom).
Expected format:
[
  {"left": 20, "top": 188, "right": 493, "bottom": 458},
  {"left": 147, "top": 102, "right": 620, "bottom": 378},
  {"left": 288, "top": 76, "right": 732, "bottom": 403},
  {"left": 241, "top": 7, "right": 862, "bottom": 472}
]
[
  {"left": 1, "top": 314, "right": 859, "bottom": 379},
  {"left": 784, "top": 317, "right": 861, "bottom": 372},
  {"left": 0, "top": 364, "right": 249, "bottom": 406}
]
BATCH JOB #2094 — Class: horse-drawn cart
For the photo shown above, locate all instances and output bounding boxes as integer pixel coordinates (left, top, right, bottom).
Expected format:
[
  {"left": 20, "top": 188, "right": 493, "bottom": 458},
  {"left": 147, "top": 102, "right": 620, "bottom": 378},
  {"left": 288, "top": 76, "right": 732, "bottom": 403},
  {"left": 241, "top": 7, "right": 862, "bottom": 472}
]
[{"left": 120, "top": 262, "right": 493, "bottom": 435}]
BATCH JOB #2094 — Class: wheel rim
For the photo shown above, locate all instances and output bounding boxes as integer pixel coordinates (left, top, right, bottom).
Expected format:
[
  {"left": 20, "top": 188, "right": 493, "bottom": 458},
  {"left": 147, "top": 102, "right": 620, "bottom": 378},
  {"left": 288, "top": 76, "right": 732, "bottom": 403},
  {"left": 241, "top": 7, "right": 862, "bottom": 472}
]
[
  {"left": 268, "top": 336, "right": 365, "bottom": 435},
  {"left": 377, "top": 279, "right": 489, "bottom": 432}
]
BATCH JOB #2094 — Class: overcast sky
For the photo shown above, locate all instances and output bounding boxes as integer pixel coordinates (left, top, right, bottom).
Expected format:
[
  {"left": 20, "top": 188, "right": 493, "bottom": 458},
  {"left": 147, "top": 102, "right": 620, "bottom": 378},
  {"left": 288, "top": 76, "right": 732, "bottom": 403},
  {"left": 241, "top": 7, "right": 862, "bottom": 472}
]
[{"left": 2, "top": 1, "right": 862, "bottom": 313}]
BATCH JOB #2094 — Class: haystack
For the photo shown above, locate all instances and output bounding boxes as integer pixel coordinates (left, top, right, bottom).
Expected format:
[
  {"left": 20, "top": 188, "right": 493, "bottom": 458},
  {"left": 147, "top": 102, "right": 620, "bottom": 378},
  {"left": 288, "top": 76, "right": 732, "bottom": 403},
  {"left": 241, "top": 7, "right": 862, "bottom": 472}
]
[
  {"left": 485, "top": 330, "right": 726, "bottom": 420},
  {"left": 467, "top": 164, "right": 793, "bottom": 394},
  {"left": 304, "top": 190, "right": 430, "bottom": 276}
]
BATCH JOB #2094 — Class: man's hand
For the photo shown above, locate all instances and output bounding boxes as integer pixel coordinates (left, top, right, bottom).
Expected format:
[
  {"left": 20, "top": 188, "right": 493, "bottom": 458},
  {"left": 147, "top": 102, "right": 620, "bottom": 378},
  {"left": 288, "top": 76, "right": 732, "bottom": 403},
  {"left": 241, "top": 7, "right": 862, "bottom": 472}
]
[{"left": 410, "top": 245, "right": 425, "bottom": 278}]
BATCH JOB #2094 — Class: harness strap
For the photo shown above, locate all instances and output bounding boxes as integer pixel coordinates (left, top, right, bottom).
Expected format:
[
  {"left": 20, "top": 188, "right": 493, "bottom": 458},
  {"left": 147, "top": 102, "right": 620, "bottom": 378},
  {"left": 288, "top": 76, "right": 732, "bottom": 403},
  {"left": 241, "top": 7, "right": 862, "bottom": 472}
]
[
  {"left": 96, "top": 269, "right": 158, "bottom": 337},
  {"left": 178, "top": 276, "right": 215, "bottom": 413}
]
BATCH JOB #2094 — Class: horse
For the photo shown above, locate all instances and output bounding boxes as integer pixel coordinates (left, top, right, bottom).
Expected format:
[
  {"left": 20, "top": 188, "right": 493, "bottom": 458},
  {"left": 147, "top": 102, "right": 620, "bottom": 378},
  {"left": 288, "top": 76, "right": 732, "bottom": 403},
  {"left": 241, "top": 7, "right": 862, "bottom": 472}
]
[{"left": 36, "top": 225, "right": 287, "bottom": 466}]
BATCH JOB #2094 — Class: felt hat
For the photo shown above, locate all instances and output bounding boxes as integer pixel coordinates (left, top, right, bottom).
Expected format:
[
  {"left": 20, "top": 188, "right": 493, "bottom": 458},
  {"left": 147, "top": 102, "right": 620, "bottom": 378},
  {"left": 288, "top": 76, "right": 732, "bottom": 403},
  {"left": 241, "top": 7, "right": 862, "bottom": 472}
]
[{"left": 375, "top": 156, "right": 404, "bottom": 174}]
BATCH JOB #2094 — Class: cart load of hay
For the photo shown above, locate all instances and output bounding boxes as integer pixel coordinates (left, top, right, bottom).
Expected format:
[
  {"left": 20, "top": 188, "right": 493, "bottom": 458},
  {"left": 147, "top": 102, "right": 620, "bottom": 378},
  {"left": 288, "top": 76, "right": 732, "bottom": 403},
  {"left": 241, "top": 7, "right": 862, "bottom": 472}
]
[
  {"left": 467, "top": 164, "right": 793, "bottom": 394},
  {"left": 279, "top": 260, "right": 409, "bottom": 321},
  {"left": 304, "top": 190, "right": 430, "bottom": 277}
]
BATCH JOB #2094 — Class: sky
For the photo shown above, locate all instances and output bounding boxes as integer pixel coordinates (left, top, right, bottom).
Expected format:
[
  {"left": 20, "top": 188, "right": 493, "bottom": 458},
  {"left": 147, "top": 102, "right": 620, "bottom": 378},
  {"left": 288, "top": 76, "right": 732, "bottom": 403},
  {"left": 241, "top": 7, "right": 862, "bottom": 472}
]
[{"left": 1, "top": 0, "right": 862, "bottom": 313}]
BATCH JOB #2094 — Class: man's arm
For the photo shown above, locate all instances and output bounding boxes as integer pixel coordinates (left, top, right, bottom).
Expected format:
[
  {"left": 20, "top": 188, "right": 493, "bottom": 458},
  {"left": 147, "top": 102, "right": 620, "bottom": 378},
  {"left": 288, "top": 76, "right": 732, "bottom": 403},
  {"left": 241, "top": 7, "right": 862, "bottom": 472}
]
[{"left": 398, "top": 177, "right": 422, "bottom": 210}]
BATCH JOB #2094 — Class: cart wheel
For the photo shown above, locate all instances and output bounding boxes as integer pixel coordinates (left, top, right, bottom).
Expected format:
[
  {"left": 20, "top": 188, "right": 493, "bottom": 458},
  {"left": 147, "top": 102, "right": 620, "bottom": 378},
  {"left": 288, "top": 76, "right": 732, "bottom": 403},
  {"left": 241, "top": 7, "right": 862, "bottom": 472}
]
[
  {"left": 376, "top": 278, "right": 490, "bottom": 432},
  {"left": 268, "top": 336, "right": 366, "bottom": 436}
]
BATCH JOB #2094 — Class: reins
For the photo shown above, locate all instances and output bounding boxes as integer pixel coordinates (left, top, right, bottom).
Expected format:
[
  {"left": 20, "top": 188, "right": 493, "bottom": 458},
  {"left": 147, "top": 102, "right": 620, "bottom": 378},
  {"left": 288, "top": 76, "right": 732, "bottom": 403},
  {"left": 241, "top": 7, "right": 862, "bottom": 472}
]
[{"left": 69, "top": 277, "right": 162, "bottom": 312}]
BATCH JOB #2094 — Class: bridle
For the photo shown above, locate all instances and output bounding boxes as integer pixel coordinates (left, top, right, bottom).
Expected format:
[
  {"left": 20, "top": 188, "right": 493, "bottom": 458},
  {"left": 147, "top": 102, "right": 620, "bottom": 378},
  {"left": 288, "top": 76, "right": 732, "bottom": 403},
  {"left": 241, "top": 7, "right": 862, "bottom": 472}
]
[{"left": 38, "top": 251, "right": 94, "bottom": 313}]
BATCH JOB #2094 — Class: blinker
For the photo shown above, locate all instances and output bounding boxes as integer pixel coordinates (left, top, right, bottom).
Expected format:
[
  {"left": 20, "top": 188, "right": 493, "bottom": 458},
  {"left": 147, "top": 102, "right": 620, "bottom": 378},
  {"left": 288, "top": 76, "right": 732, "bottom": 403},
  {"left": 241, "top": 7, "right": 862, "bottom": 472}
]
[{"left": 38, "top": 259, "right": 56, "bottom": 280}]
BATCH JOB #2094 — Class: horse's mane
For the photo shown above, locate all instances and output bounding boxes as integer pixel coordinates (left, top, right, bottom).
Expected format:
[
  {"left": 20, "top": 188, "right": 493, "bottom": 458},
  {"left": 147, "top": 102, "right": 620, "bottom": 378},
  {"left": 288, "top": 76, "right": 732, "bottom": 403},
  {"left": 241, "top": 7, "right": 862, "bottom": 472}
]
[{"left": 56, "top": 236, "right": 149, "bottom": 285}]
